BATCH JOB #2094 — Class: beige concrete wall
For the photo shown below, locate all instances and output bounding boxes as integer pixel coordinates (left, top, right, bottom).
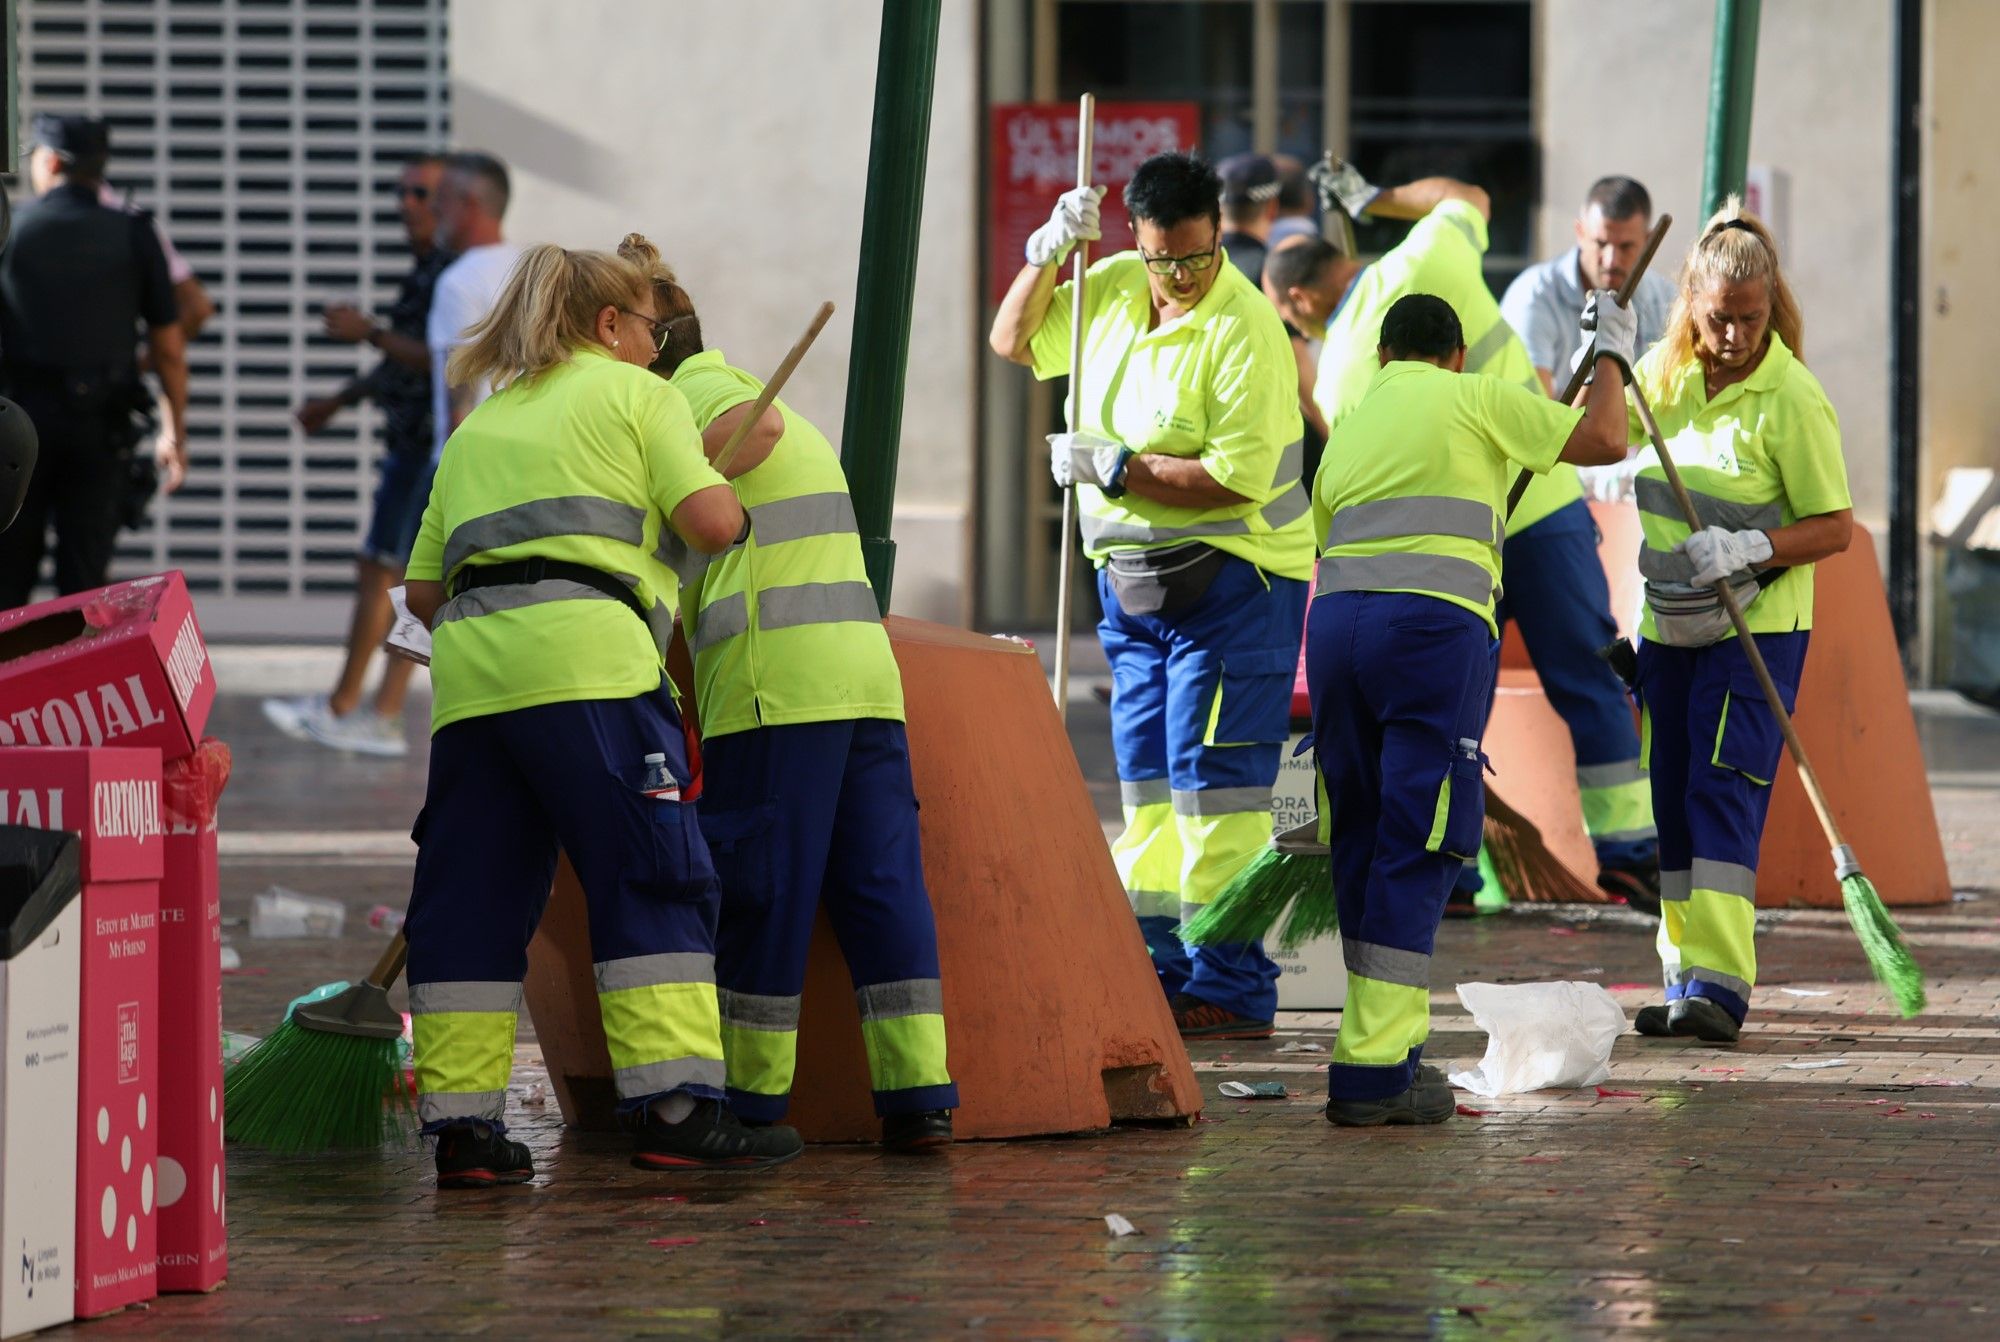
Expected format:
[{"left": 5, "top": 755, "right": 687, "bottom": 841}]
[
  {"left": 1536, "top": 0, "right": 1892, "bottom": 530},
  {"left": 451, "top": 0, "right": 979, "bottom": 624}
]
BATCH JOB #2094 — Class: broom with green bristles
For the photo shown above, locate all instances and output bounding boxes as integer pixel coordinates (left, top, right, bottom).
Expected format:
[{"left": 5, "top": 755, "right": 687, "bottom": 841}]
[
  {"left": 1627, "top": 379, "right": 1924, "bottom": 1016},
  {"left": 224, "top": 929, "right": 416, "bottom": 1151}
]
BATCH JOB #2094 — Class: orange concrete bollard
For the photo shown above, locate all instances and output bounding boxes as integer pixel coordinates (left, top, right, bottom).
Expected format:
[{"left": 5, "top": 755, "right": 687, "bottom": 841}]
[
  {"left": 521, "top": 617, "right": 1203, "bottom": 1140},
  {"left": 1483, "top": 506, "right": 1947, "bottom": 909}
]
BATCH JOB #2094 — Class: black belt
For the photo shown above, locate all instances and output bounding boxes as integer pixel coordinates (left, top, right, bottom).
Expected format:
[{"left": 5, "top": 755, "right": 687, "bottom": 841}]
[{"left": 448, "top": 557, "right": 649, "bottom": 625}]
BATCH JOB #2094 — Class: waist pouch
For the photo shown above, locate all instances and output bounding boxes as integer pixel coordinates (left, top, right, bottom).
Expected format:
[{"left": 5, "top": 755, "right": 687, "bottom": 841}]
[
  {"left": 1105, "top": 542, "right": 1228, "bottom": 619},
  {"left": 1644, "top": 569, "right": 1785, "bottom": 647}
]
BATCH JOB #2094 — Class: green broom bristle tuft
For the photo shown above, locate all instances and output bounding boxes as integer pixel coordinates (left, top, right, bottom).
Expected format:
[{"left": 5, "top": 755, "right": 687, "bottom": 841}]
[
  {"left": 1840, "top": 872, "right": 1926, "bottom": 1018},
  {"left": 224, "top": 1017, "right": 414, "bottom": 1153},
  {"left": 1274, "top": 877, "right": 1339, "bottom": 950},
  {"left": 1183, "top": 847, "right": 1327, "bottom": 946}
]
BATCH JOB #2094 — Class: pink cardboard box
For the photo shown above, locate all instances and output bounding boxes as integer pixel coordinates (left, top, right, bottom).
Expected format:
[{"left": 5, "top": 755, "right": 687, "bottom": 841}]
[
  {"left": 0, "top": 749, "right": 165, "bottom": 1319},
  {"left": 156, "top": 740, "right": 230, "bottom": 1293},
  {"left": 0, "top": 573, "right": 214, "bottom": 763}
]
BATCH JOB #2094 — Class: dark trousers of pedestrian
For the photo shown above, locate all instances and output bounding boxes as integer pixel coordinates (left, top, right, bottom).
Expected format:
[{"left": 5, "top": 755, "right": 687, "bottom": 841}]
[
  {"left": 698, "top": 717, "right": 958, "bottom": 1123},
  {"left": 0, "top": 376, "right": 128, "bottom": 607},
  {"left": 1307, "top": 590, "right": 1495, "bottom": 1102}
]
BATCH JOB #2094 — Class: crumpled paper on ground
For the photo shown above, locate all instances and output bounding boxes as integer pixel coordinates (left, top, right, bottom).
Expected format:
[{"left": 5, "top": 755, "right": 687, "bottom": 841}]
[{"left": 1447, "top": 980, "right": 1627, "bottom": 1097}]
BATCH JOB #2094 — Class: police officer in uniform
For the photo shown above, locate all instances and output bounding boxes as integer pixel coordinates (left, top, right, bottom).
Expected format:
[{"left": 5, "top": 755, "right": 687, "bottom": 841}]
[
  {"left": 1308, "top": 292, "right": 1633, "bottom": 1125},
  {"left": 0, "top": 115, "right": 187, "bottom": 606}
]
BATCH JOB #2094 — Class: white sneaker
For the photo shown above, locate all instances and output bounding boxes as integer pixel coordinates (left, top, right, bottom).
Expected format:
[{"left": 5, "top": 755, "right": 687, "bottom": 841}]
[
  {"left": 261, "top": 694, "right": 325, "bottom": 742},
  {"left": 301, "top": 701, "right": 409, "bottom": 758}
]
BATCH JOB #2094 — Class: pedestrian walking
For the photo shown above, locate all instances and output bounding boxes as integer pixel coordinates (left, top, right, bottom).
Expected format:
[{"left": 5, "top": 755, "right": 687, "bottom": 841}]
[
  {"left": 1308, "top": 292, "right": 1635, "bottom": 1124},
  {"left": 989, "top": 151, "right": 1313, "bottom": 1041},
  {"left": 1628, "top": 202, "right": 1853, "bottom": 1046},
  {"left": 265, "top": 153, "right": 452, "bottom": 757},
  {"left": 397, "top": 240, "right": 803, "bottom": 1188}
]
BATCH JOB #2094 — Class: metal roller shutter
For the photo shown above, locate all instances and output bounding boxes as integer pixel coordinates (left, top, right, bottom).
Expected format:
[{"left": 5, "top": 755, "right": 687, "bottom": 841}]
[{"left": 13, "top": 0, "right": 448, "bottom": 636}]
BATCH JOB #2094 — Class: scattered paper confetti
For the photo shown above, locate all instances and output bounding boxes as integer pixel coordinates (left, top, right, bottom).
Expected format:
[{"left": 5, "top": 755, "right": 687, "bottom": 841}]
[
  {"left": 1779, "top": 988, "right": 1832, "bottom": 997},
  {"left": 1104, "top": 1213, "right": 1140, "bottom": 1238},
  {"left": 1275, "top": 1040, "right": 1328, "bottom": 1054},
  {"left": 1594, "top": 1087, "right": 1642, "bottom": 1098},
  {"left": 1778, "top": 1059, "right": 1851, "bottom": 1070},
  {"left": 745, "top": 1218, "right": 770, "bottom": 1226},
  {"left": 1455, "top": 1104, "right": 1493, "bottom": 1118},
  {"left": 647, "top": 1237, "right": 700, "bottom": 1248},
  {"left": 1218, "top": 1080, "right": 1289, "bottom": 1099},
  {"left": 1607, "top": 982, "right": 1650, "bottom": 991},
  {"left": 1549, "top": 927, "right": 1578, "bottom": 937},
  {"left": 1700, "top": 1067, "right": 1746, "bottom": 1075}
]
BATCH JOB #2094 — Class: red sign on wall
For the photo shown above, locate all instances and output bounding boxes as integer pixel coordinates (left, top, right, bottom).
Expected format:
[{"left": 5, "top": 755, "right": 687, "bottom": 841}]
[{"left": 989, "top": 102, "right": 1201, "bottom": 303}]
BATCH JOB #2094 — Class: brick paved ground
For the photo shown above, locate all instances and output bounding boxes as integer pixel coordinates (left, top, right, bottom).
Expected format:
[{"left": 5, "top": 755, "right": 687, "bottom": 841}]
[{"left": 49, "top": 652, "right": 2000, "bottom": 1339}]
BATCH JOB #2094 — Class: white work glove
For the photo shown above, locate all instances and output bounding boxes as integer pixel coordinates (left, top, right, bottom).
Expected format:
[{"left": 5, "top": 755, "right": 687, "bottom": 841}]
[
  {"left": 1308, "top": 153, "right": 1380, "bottom": 219},
  {"left": 1574, "top": 288, "right": 1639, "bottom": 383},
  {"left": 1025, "top": 185, "right": 1106, "bottom": 268},
  {"left": 1048, "top": 431, "right": 1132, "bottom": 497},
  {"left": 1577, "top": 452, "right": 1644, "bottom": 505},
  {"left": 1675, "top": 526, "right": 1774, "bottom": 588}
]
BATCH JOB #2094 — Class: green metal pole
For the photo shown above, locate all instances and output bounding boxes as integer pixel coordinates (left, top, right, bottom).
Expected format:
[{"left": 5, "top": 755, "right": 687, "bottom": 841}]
[
  {"left": 839, "top": 0, "right": 943, "bottom": 615},
  {"left": 1699, "top": 0, "right": 1762, "bottom": 219}
]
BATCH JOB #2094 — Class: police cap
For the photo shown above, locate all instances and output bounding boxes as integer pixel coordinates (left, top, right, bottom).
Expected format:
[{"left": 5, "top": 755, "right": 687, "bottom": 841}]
[
  {"left": 30, "top": 113, "right": 112, "bottom": 164},
  {"left": 1217, "top": 153, "right": 1280, "bottom": 206}
]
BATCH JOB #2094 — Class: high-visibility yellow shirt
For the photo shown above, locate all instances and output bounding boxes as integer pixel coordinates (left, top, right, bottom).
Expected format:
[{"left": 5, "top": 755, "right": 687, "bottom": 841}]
[
  {"left": 1311, "top": 199, "right": 1583, "bottom": 533},
  {"left": 1627, "top": 331, "right": 1852, "bottom": 641},
  {"left": 405, "top": 347, "right": 727, "bottom": 732},
  {"left": 666, "top": 349, "right": 904, "bottom": 738},
  {"left": 1028, "top": 250, "right": 1314, "bottom": 582},
  {"left": 1315, "top": 360, "right": 1580, "bottom": 636}
]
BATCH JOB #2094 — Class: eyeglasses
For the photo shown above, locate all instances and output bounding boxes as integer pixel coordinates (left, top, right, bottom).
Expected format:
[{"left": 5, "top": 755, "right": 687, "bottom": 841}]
[
  {"left": 1138, "top": 243, "right": 1219, "bottom": 277},
  {"left": 621, "top": 309, "right": 690, "bottom": 354},
  {"left": 399, "top": 185, "right": 430, "bottom": 201}
]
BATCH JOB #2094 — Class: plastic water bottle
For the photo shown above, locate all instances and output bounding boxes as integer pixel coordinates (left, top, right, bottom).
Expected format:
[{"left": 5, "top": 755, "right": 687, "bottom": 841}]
[{"left": 641, "top": 752, "right": 680, "bottom": 802}]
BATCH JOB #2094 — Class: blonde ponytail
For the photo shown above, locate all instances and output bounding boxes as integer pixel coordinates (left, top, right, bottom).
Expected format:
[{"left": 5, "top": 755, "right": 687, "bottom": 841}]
[
  {"left": 447, "top": 243, "right": 650, "bottom": 393},
  {"left": 1657, "top": 196, "right": 1805, "bottom": 376}
]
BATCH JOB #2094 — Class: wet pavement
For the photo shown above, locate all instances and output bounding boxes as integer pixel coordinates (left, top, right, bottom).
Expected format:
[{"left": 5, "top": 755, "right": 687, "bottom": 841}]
[{"left": 52, "top": 643, "right": 2000, "bottom": 1338}]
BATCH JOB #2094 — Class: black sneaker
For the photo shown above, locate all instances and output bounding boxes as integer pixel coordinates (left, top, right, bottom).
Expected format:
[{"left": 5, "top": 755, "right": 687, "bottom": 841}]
[
  {"left": 1327, "top": 1079, "right": 1455, "bottom": 1128},
  {"left": 1669, "top": 996, "right": 1741, "bottom": 1045},
  {"left": 1598, "top": 862, "right": 1663, "bottom": 918},
  {"left": 882, "top": 1110, "right": 953, "bottom": 1152},
  {"left": 1635, "top": 1004, "right": 1674, "bottom": 1037},
  {"left": 631, "top": 1099, "right": 804, "bottom": 1171},
  {"left": 1170, "top": 994, "right": 1275, "bottom": 1040},
  {"left": 433, "top": 1121, "right": 533, "bottom": 1190}
]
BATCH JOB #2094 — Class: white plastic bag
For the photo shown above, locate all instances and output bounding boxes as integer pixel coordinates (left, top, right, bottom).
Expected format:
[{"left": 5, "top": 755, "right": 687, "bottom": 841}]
[{"left": 1447, "top": 980, "right": 1627, "bottom": 1097}]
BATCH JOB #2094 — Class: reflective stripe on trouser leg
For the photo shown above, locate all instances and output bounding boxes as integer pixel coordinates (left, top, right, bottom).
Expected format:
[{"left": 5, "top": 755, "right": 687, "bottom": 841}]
[
  {"left": 718, "top": 988, "right": 800, "bottom": 1103},
  {"left": 1576, "top": 759, "right": 1657, "bottom": 849},
  {"left": 594, "top": 953, "right": 726, "bottom": 1100},
  {"left": 856, "top": 978, "right": 953, "bottom": 1098},
  {"left": 1668, "top": 863, "right": 1758, "bottom": 1021},
  {"left": 410, "top": 980, "right": 522, "bottom": 1127},
  {"left": 1114, "top": 784, "right": 1181, "bottom": 920},
  {"left": 1330, "top": 971, "right": 1432, "bottom": 1102}
]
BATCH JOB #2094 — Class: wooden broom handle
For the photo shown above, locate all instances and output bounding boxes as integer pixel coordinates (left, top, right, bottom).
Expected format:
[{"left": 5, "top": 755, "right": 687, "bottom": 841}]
[
  {"left": 1052, "top": 91, "right": 1095, "bottom": 722},
  {"left": 1626, "top": 381, "right": 1848, "bottom": 850},
  {"left": 1506, "top": 212, "right": 1673, "bottom": 517},
  {"left": 712, "top": 301, "right": 836, "bottom": 476},
  {"left": 364, "top": 929, "right": 409, "bottom": 991}
]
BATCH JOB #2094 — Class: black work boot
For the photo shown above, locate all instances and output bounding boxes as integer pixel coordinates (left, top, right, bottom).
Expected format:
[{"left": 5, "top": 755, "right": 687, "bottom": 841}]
[
  {"left": 1669, "top": 996, "right": 1741, "bottom": 1045},
  {"left": 1327, "top": 1078, "right": 1455, "bottom": 1128},
  {"left": 630, "top": 1099, "right": 804, "bottom": 1171},
  {"left": 433, "top": 1120, "right": 534, "bottom": 1190},
  {"left": 1635, "top": 1004, "right": 1674, "bottom": 1037},
  {"left": 881, "top": 1110, "right": 954, "bottom": 1152},
  {"left": 1598, "top": 861, "right": 1663, "bottom": 918}
]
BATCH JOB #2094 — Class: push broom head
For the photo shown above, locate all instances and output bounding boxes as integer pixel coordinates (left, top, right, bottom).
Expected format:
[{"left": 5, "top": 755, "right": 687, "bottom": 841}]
[
  {"left": 1835, "top": 848, "right": 1926, "bottom": 1018},
  {"left": 1182, "top": 821, "right": 1336, "bottom": 949},
  {"left": 223, "top": 979, "right": 415, "bottom": 1153}
]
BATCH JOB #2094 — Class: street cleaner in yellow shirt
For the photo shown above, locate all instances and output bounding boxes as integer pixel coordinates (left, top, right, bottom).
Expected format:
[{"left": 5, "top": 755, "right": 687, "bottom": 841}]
[
  {"left": 627, "top": 241, "right": 958, "bottom": 1147},
  {"left": 1310, "top": 291, "right": 1635, "bottom": 1125},
  {"left": 990, "top": 152, "right": 1314, "bottom": 1040},
  {"left": 1268, "top": 159, "right": 1660, "bottom": 917}
]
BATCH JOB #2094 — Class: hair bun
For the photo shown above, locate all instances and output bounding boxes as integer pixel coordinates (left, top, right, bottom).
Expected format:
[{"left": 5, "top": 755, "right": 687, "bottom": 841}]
[{"left": 617, "top": 232, "right": 675, "bottom": 284}]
